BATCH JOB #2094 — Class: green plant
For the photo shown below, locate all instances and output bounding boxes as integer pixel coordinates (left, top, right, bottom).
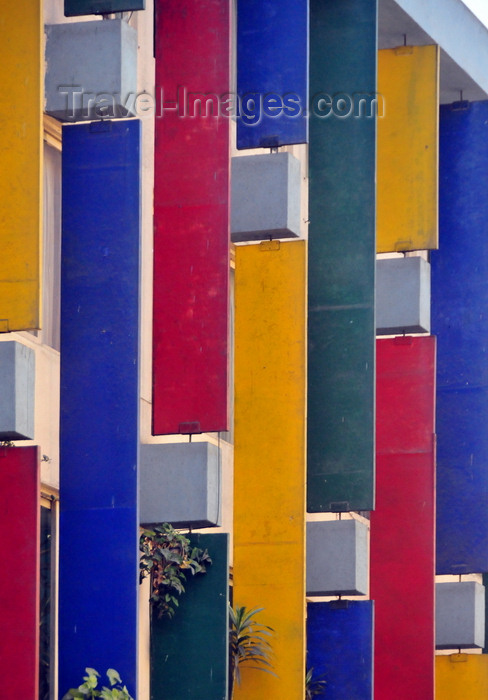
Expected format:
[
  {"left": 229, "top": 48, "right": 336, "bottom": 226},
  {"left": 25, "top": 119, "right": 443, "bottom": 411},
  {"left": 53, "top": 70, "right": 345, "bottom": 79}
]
[
  {"left": 139, "top": 522, "right": 212, "bottom": 619},
  {"left": 62, "top": 668, "right": 133, "bottom": 699},
  {"left": 306, "top": 667, "right": 327, "bottom": 699},
  {"left": 229, "top": 605, "right": 276, "bottom": 697}
]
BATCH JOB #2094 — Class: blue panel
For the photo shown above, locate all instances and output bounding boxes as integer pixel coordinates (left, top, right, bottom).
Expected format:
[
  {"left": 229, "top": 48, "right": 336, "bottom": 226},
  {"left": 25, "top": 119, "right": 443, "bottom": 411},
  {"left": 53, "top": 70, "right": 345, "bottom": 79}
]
[
  {"left": 307, "top": 601, "right": 373, "bottom": 699},
  {"left": 236, "top": 0, "right": 308, "bottom": 149},
  {"left": 59, "top": 120, "right": 140, "bottom": 697},
  {"left": 433, "top": 100, "right": 488, "bottom": 575}
]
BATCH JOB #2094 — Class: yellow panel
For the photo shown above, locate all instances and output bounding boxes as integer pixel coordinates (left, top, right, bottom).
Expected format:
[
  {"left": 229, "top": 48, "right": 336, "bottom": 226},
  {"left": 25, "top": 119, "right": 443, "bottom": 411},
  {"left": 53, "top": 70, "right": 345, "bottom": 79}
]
[
  {"left": 436, "top": 655, "right": 488, "bottom": 698},
  {"left": 377, "top": 45, "right": 439, "bottom": 252},
  {"left": 234, "top": 240, "right": 306, "bottom": 699},
  {"left": 0, "top": 0, "right": 42, "bottom": 331}
]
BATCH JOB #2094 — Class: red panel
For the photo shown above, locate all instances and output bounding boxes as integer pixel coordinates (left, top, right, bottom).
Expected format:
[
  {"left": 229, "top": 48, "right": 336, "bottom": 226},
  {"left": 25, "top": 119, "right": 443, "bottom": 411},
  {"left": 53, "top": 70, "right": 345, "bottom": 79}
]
[
  {"left": 0, "top": 446, "right": 39, "bottom": 699},
  {"left": 371, "top": 337, "right": 435, "bottom": 700},
  {"left": 152, "top": 0, "right": 230, "bottom": 435},
  {"left": 376, "top": 335, "right": 436, "bottom": 454}
]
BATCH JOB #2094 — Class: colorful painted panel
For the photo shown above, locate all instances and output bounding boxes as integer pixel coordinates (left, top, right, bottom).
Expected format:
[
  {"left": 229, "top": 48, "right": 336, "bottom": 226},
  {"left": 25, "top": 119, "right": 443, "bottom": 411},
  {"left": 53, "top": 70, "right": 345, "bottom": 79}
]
[
  {"left": 0, "top": 0, "right": 42, "bottom": 331},
  {"left": 306, "top": 601, "right": 374, "bottom": 700},
  {"left": 59, "top": 120, "right": 140, "bottom": 697},
  {"left": 65, "top": 0, "right": 144, "bottom": 16},
  {"left": 308, "top": 0, "right": 377, "bottom": 512},
  {"left": 151, "top": 534, "right": 229, "bottom": 700},
  {"left": 377, "top": 45, "right": 439, "bottom": 252},
  {"left": 0, "top": 447, "right": 39, "bottom": 700},
  {"left": 236, "top": 0, "right": 308, "bottom": 148},
  {"left": 433, "top": 100, "right": 488, "bottom": 575},
  {"left": 372, "top": 337, "right": 436, "bottom": 700},
  {"left": 153, "top": 0, "right": 230, "bottom": 435},
  {"left": 436, "top": 655, "right": 488, "bottom": 699},
  {"left": 234, "top": 241, "right": 306, "bottom": 699}
]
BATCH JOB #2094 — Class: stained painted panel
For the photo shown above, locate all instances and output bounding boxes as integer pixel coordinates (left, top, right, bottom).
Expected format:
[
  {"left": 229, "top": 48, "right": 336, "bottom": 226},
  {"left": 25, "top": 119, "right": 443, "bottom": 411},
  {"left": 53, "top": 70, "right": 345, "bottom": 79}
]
[
  {"left": 236, "top": 0, "right": 308, "bottom": 149},
  {"left": 0, "top": 447, "right": 39, "bottom": 700},
  {"left": 59, "top": 120, "right": 140, "bottom": 697},
  {"left": 65, "top": 0, "right": 144, "bottom": 16},
  {"left": 433, "top": 100, "right": 488, "bottom": 574},
  {"left": 306, "top": 601, "right": 373, "bottom": 700},
  {"left": 234, "top": 241, "right": 306, "bottom": 699},
  {"left": 151, "top": 534, "right": 229, "bottom": 700},
  {"left": 436, "top": 655, "right": 488, "bottom": 699},
  {"left": 153, "top": 0, "right": 230, "bottom": 435},
  {"left": 308, "top": 0, "right": 377, "bottom": 512},
  {"left": 372, "top": 337, "right": 436, "bottom": 700},
  {"left": 377, "top": 45, "right": 439, "bottom": 252},
  {"left": 0, "top": 0, "right": 42, "bottom": 331}
]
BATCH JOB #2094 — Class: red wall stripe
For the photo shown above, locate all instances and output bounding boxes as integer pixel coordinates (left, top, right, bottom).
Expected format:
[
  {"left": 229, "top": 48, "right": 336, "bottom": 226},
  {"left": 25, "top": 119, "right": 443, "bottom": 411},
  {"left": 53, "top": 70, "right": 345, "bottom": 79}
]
[
  {"left": 152, "top": 0, "right": 230, "bottom": 435},
  {"left": 0, "top": 446, "right": 40, "bottom": 699},
  {"left": 372, "top": 336, "right": 435, "bottom": 700}
]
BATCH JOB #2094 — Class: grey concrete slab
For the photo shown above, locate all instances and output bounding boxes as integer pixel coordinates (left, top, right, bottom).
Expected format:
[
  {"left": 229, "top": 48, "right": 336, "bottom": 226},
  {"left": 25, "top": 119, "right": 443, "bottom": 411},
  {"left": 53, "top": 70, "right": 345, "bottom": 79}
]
[
  {"left": 45, "top": 19, "right": 137, "bottom": 121},
  {"left": 436, "top": 581, "right": 485, "bottom": 649},
  {"left": 306, "top": 519, "right": 368, "bottom": 596},
  {"left": 231, "top": 153, "right": 301, "bottom": 242},
  {"left": 376, "top": 256, "right": 430, "bottom": 335},
  {"left": 379, "top": 0, "right": 488, "bottom": 103},
  {"left": 0, "top": 342, "right": 35, "bottom": 440},
  {"left": 140, "top": 442, "right": 221, "bottom": 528}
]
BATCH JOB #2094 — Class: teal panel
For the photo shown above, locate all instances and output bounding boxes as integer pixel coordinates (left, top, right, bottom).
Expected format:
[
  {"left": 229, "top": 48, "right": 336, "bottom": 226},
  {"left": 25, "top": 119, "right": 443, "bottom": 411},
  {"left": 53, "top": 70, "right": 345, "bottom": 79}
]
[
  {"left": 65, "top": 0, "right": 144, "bottom": 16},
  {"left": 150, "top": 533, "right": 229, "bottom": 700},
  {"left": 308, "top": 0, "right": 377, "bottom": 512}
]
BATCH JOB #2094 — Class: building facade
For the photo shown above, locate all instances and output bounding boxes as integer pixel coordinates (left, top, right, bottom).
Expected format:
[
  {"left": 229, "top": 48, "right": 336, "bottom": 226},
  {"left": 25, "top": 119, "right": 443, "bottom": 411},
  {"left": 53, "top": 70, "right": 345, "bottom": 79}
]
[{"left": 1, "top": 0, "right": 488, "bottom": 698}]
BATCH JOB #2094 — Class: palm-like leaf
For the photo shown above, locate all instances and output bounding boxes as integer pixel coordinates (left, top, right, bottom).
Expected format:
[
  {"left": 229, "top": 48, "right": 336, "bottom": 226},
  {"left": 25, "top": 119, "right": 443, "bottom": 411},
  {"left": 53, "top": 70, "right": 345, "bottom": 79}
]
[
  {"left": 229, "top": 605, "right": 276, "bottom": 692},
  {"left": 306, "top": 667, "right": 327, "bottom": 699}
]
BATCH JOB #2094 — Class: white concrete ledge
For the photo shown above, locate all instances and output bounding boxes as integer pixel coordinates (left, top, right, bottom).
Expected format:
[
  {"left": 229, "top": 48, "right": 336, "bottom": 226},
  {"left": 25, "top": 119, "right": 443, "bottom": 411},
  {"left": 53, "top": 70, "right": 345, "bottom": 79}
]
[{"left": 380, "top": 0, "right": 488, "bottom": 102}]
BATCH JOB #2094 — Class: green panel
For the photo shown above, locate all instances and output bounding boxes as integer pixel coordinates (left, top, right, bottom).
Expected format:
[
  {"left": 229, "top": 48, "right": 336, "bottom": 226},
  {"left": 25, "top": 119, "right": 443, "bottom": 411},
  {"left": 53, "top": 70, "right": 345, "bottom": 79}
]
[
  {"left": 308, "top": 0, "right": 377, "bottom": 512},
  {"left": 151, "top": 533, "right": 229, "bottom": 700}
]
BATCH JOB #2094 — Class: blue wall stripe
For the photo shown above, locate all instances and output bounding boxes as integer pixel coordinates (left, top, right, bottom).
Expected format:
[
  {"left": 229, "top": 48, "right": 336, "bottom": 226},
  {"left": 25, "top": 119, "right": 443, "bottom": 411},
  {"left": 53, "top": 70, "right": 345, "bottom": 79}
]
[
  {"left": 433, "top": 100, "right": 488, "bottom": 575},
  {"left": 307, "top": 601, "right": 374, "bottom": 699},
  {"left": 59, "top": 119, "right": 140, "bottom": 696},
  {"left": 236, "top": 0, "right": 308, "bottom": 149}
]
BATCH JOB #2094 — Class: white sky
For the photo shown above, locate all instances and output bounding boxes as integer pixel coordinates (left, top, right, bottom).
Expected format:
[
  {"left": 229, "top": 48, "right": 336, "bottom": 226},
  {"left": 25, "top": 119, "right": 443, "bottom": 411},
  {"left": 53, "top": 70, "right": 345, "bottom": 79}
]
[{"left": 462, "top": 0, "right": 488, "bottom": 27}]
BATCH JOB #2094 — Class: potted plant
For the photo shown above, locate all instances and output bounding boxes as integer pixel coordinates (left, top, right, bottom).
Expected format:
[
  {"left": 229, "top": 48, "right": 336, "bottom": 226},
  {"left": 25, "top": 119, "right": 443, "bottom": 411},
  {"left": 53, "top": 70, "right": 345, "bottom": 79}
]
[{"left": 139, "top": 522, "right": 212, "bottom": 619}]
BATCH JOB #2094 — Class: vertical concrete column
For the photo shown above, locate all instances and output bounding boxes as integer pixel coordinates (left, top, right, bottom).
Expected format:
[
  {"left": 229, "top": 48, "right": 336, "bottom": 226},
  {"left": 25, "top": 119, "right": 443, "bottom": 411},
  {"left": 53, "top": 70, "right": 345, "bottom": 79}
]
[
  {"left": 0, "top": 0, "right": 42, "bottom": 331},
  {"left": 234, "top": 241, "right": 306, "bottom": 699},
  {"left": 59, "top": 120, "right": 141, "bottom": 696},
  {"left": 372, "top": 336, "right": 436, "bottom": 699},
  {"left": 0, "top": 447, "right": 40, "bottom": 699},
  {"left": 308, "top": 0, "right": 377, "bottom": 512}
]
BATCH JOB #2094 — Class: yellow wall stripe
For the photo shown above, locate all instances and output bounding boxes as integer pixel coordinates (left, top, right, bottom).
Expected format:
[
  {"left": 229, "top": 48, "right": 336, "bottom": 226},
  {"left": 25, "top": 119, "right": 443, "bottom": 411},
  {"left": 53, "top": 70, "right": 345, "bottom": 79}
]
[
  {"left": 436, "top": 654, "right": 488, "bottom": 698},
  {"left": 233, "top": 240, "right": 306, "bottom": 699},
  {"left": 377, "top": 44, "right": 439, "bottom": 252},
  {"left": 0, "top": 0, "right": 42, "bottom": 331}
]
